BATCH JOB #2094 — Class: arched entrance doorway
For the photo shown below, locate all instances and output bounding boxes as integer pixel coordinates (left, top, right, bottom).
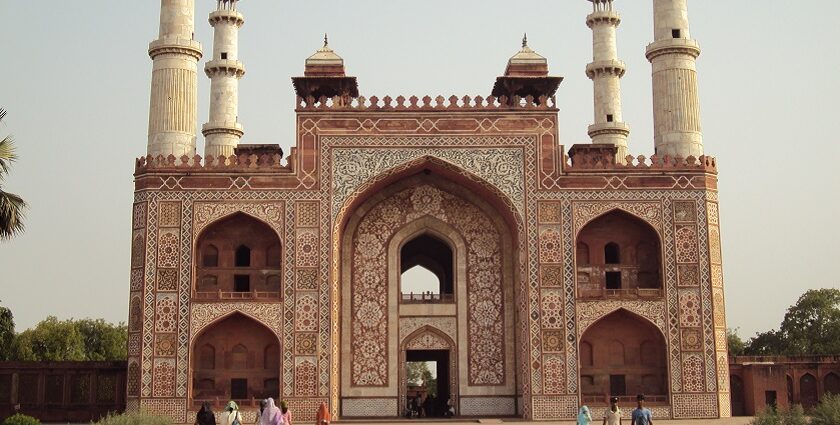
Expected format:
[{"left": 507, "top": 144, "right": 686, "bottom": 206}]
[
  {"left": 825, "top": 372, "right": 840, "bottom": 396},
  {"left": 399, "top": 326, "right": 457, "bottom": 418},
  {"left": 800, "top": 373, "right": 818, "bottom": 408},
  {"left": 579, "top": 310, "right": 668, "bottom": 405},
  {"left": 730, "top": 375, "right": 745, "bottom": 416},
  {"left": 190, "top": 313, "right": 280, "bottom": 407},
  {"left": 339, "top": 172, "right": 520, "bottom": 418}
]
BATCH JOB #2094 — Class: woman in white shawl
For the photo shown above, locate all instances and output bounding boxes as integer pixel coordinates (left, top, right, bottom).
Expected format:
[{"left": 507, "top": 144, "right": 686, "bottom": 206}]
[
  {"left": 223, "top": 401, "right": 243, "bottom": 425},
  {"left": 261, "top": 398, "right": 283, "bottom": 425},
  {"left": 578, "top": 405, "right": 592, "bottom": 425}
]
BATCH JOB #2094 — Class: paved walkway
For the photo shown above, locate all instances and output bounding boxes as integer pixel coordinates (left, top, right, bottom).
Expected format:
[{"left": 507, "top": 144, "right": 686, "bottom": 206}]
[{"left": 334, "top": 418, "right": 755, "bottom": 425}]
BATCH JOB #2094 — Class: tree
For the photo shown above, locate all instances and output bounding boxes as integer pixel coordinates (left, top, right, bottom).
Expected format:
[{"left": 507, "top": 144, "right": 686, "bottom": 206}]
[
  {"left": 9, "top": 317, "right": 128, "bottom": 361},
  {"left": 727, "top": 327, "right": 746, "bottom": 357},
  {"left": 421, "top": 367, "right": 437, "bottom": 397},
  {"left": 406, "top": 361, "right": 430, "bottom": 385},
  {"left": 11, "top": 316, "right": 85, "bottom": 361},
  {"left": 0, "top": 300, "right": 14, "bottom": 361},
  {"left": 0, "top": 108, "right": 26, "bottom": 240},
  {"left": 778, "top": 289, "right": 840, "bottom": 355},
  {"left": 744, "top": 289, "right": 840, "bottom": 356},
  {"left": 744, "top": 330, "right": 786, "bottom": 356},
  {"left": 75, "top": 318, "right": 128, "bottom": 361}
]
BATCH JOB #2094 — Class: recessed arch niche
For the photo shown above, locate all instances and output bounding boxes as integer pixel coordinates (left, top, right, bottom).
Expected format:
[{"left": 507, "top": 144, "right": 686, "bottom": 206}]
[
  {"left": 194, "top": 213, "right": 282, "bottom": 299},
  {"left": 190, "top": 313, "right": 280, "bottom": 403}
]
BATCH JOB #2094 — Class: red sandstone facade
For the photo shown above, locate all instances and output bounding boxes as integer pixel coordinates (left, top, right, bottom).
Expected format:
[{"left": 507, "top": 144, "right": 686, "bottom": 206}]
[
  {"left": 729, "top": 356, "right": 840, "bottom": 416},
  {"left": 128, "top": 41, "right": 729, "bottom": 422}
]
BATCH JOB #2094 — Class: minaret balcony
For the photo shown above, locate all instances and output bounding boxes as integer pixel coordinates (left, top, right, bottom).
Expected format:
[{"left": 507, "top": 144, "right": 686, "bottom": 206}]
[
  {"left": 586, "top": 10, "right": 621, "bottom": 27},
  {"left": 202, "top": 122, "right": 244, "bottom": 137},
  {"left": 588, "top": 121, "right": 630, "bottom": 138},
  {"left": 209, "top": 9, "right": 244, "bottom": 26},
  {"left": 205, "top": 60, "right": 245, "bottom": 78},
  {"left": 646, "top": 38, "right": 701, "bottom": 61},
  {"left": 586, "top": 60, "right": 626, "bottom": 78},
  {"left": 148, "top": 37, "right": 203, "bottom": 61}
]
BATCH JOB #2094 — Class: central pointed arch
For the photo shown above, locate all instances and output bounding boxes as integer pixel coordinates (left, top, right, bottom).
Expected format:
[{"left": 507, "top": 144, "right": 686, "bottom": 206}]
[{"left": 333, "top": 159, "right": 525, "bottom": 418}]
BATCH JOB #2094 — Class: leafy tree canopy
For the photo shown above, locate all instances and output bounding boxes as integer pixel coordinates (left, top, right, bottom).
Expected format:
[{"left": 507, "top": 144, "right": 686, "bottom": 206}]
[
  {"left": 0, "top": 300, "right": 14, "bottom": 361},
  {"left": 743, "top": 289, "right": 840, "bottom": 356},
  {"left": 6, "top": 314, "right": 127, "bottom": 362},
  {"left": 727, "top": 328, "right": 746, "bottom": 357}
]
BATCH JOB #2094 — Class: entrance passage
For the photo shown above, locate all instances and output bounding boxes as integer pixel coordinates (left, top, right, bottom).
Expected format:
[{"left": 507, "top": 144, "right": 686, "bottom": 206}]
[{"left": 405, "top": 350, "right": 450, "bottom": 418}]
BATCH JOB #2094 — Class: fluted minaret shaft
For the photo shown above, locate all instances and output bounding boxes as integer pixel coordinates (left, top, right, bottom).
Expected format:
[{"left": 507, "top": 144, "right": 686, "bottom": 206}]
[
  {"left": 203, "top": 0, "right": 245, "bottom": 158},
  {"left": 586, "top": 0, "right": 630, "bottom": 162},
  {"left": 147, "top": 0, "right": 202, "bottom": 158},
  {"left": 647, "top": 0, "right": 703, "bottom": 158}
]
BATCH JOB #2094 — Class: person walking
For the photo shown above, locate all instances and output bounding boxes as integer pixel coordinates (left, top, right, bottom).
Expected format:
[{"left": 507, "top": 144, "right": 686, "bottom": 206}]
[
  {"left": 254, "top": 399, "right": 267, "bottom": 425},
  {"left": 262, "top": 398, "right": 284, "bottom": 425},
  {"left": 603, "top": 397, "right": 622, "bottom": 425},
  {"left": 444, "top": 398, "right": 455, "bottom": 418},
  {"left": 631, "top": 395, "right": 653, "bottom": 425},
  {"left": 315, "top": 402, "right": 330, "bottom": 425},
  {"left": 280, "top": 400, "right": 292, "bottom": 425},
  {"left": 196, "top": 402, "right": 216, "bottom": 425},
  {"left": 223, "top": 401, "right": 243, "bottom": 425},
  {"left": 577, "top": 405, "right": 592, "bottom": 425}
]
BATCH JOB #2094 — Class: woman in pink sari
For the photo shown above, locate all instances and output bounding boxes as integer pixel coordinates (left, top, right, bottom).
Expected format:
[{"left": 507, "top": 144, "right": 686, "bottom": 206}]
[{"left": 261, "top": 398, "right": 283, "bottom": 425}]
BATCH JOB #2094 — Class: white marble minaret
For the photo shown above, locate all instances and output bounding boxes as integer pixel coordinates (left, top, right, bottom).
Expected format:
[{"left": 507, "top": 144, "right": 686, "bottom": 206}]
[
  {"left": 147, "top": 0, "right": 203, "bottom": 158},
  {"left": 586, "top": 0, "right": 630, "bottom": 161},
  {"left": 647, "top": 0, "right": 703, "bottom": 158},
  {"left": 203, "top": 0, "right": 245, "bottom": 158}
]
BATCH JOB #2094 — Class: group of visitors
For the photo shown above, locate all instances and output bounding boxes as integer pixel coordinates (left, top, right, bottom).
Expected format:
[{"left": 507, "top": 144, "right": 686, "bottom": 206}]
[
  {"left": 195, "top": 399, "right": 331, "bottom": 425},
  {"left": 578, "top": 394, "right": 654, "bottom": 425},
  {"left": 404, "top": 396, "right": 455, "bottom": 418}
]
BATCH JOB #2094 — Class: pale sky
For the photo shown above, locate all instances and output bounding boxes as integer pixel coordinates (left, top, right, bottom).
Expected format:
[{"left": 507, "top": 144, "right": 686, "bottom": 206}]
[{"left": 0, "top": 1, "right": 838, "bottom": 339}]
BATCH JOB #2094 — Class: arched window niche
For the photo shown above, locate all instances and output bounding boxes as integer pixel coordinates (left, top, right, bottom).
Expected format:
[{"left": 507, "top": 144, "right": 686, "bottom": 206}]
[
  {"left": 399, "top": 233, "right": 454, "bottom": 303},
  {"left": 576, "top": 210, "right": 663, "bottom": 299},
  {"left": 194, "top": 213, "right": 282, "bottom": 300}
]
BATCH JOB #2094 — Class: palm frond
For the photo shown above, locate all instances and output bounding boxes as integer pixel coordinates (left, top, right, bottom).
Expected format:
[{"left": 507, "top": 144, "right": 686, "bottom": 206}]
[
  {"left": 0, "top": 189, "right": 26, "bottom": 240},
  {"left": 0, "top": 135, "right": 16, "bottom": 176}
]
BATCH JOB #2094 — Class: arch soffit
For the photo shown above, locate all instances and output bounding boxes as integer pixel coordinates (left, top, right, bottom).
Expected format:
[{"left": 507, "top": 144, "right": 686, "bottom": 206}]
[
  {"left": 573, "top": 204, "right": 665, "bottom": 240},
  {"left": 578, "top": 306, "right": 668, "bottom": 341},
  {"left": 400, "top": 325, "right": 457, "bottom": 350},
  {"left": 193, "top": 203, "right": 284, "bottom": 245},
  {"left": 189, "top": 306, "right": 283, "bottom": 347},
  {"left": 336, "top": 155, "right": 523, "bottom": 239}
]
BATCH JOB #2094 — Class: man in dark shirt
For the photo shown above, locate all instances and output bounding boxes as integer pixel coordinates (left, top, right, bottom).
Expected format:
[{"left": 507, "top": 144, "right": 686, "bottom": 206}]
[{"left": 631, "top": 394, "right": 653, "bottom": 425}]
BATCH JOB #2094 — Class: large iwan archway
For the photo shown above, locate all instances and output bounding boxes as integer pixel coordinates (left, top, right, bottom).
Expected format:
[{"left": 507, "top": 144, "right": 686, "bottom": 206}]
[
  {"left": 339, "top": 172, "right": 520, "bottom": 417},
  {"left": 579, "top": 309, "right": 668, "bottom": 404},
  {"left": 190, "top": 313, "right": 280, "bottom": 406}
]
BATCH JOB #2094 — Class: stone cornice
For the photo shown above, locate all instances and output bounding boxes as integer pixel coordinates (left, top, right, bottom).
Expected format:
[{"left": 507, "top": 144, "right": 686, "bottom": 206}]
[
  {"left": 646, "top": 38, "right": 701, "bottom": 61},
  {"left": 205, "top": 60, "right": 246, "bottom": 78},
  {"left": 587, "top": 122, "right": 630, "bottom": 138},
  {"left": 209, "top": 9, "right": 244, "bottom": 27},
  {"left": 148, "top": 38, "right": 203, "bottom": 61},
  {"left": 586, "top": 60, "right": 626, "bottom": 78},
  {"left": 202, "top": 122, "right": 245, "bottom": 138},
  {"left": 586, "top": 10, "right": 621, "bottom": 28}
]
